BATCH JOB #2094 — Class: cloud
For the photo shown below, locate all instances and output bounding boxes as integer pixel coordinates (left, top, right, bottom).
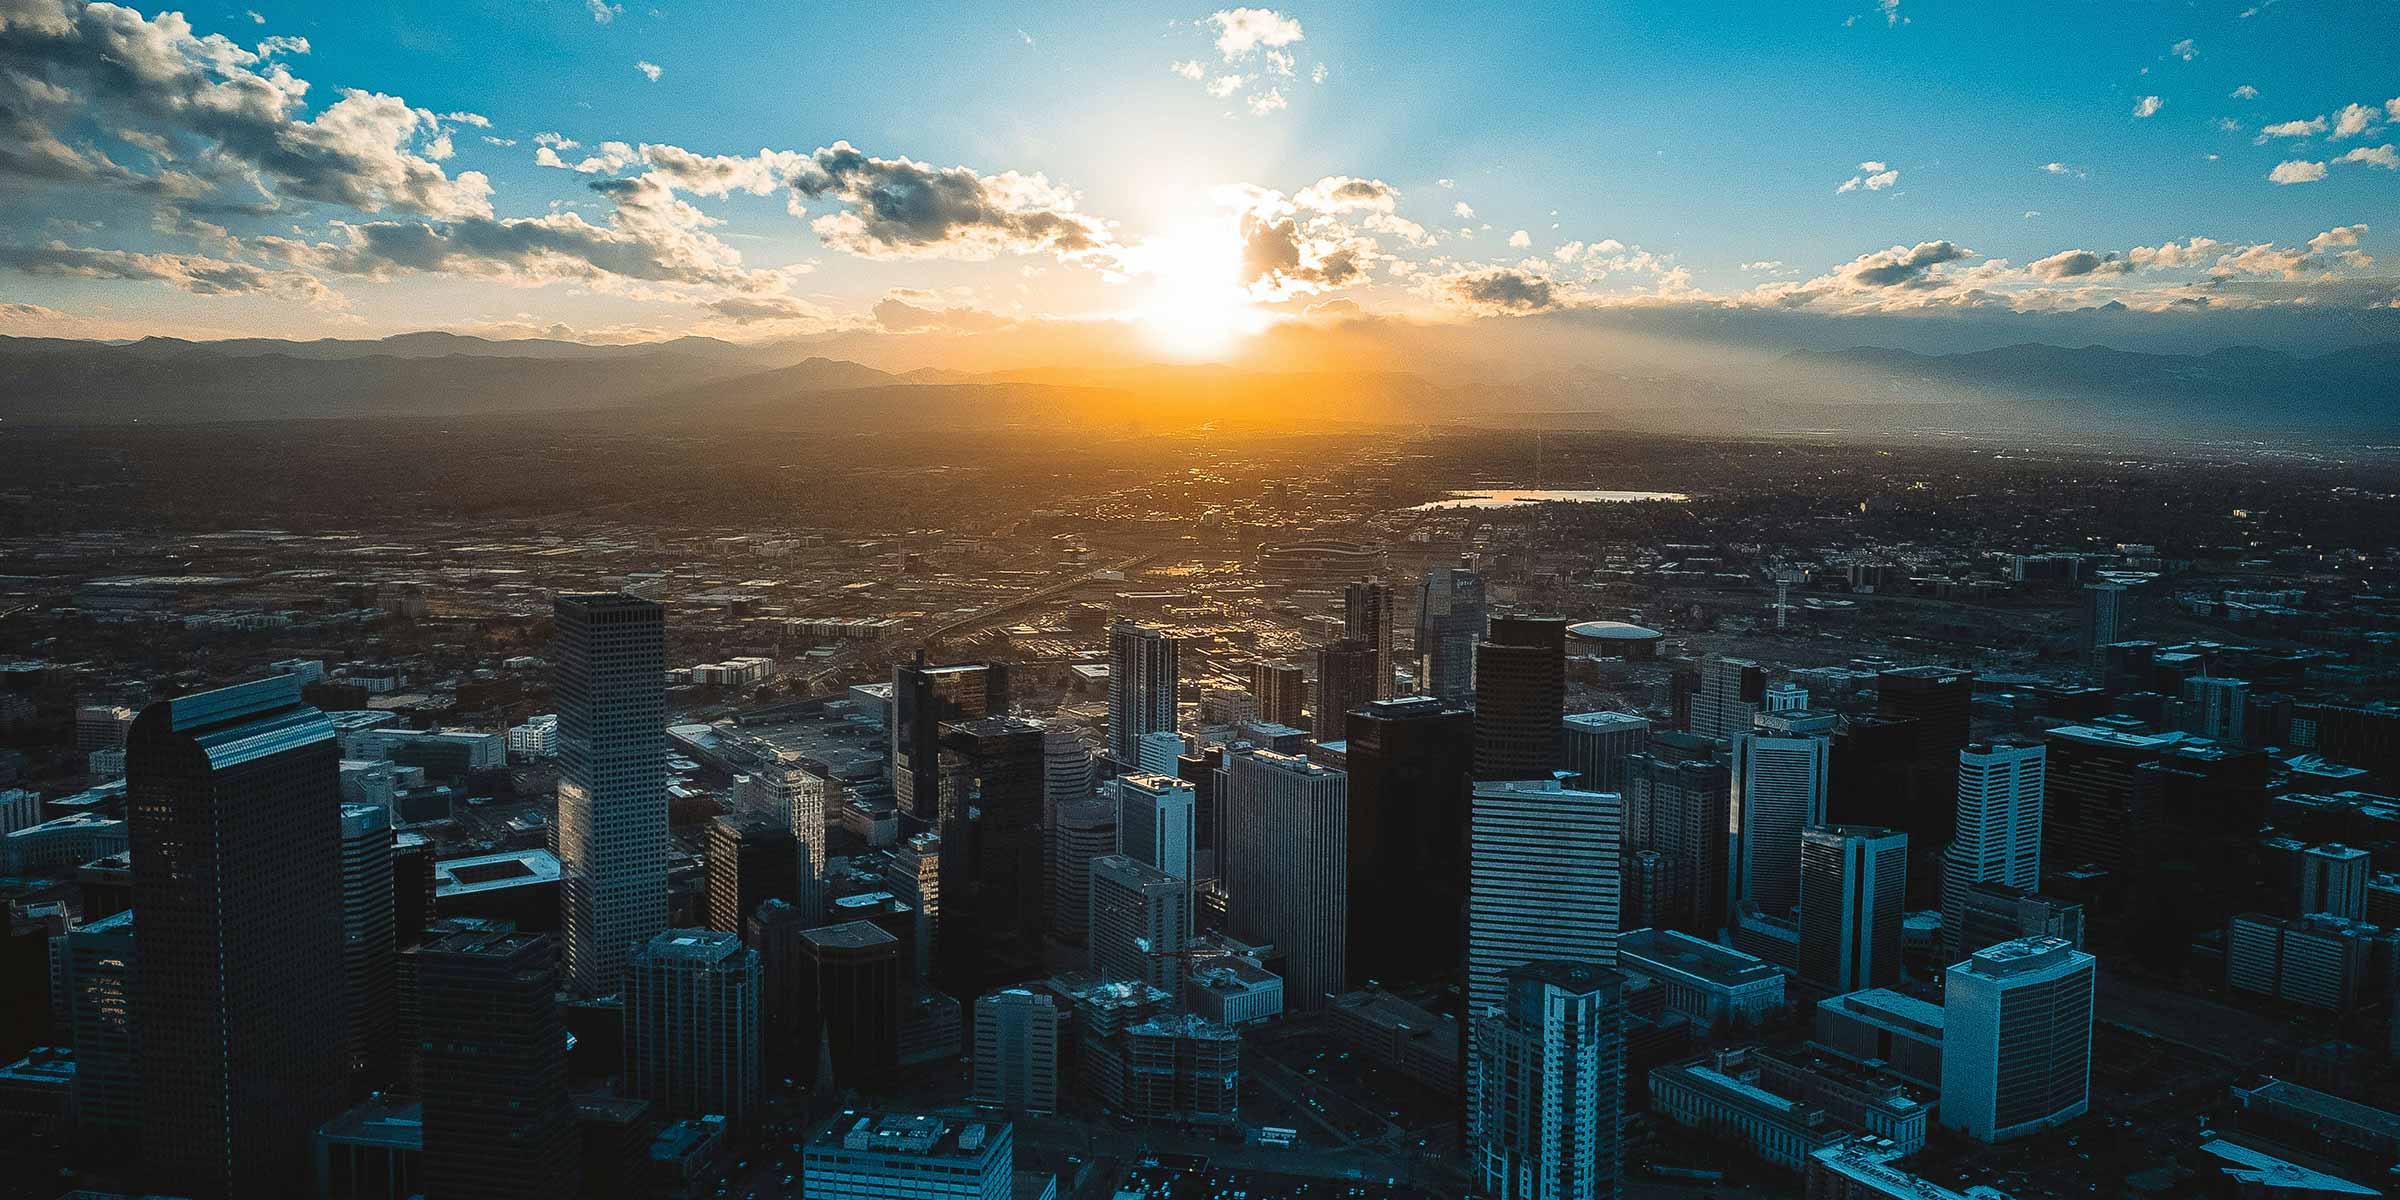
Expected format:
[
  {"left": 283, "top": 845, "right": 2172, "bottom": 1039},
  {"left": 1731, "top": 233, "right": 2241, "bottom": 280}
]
[
  {"left": 2257, "top": 116, "right": 2327, "bottom": 141},
  {"left": 1837, "top": 161, "right": 1900, "bottom": 193},
  {"left": 2040, "top": 161, "right": 2086, "bottom": 177},
  {"left": 587, "top": 0, "right": 622, "bottom": 23},
  {"left": 2210, "top": 225, "right": 2369, "bottom": 278},
  {"left": 1171, "top": 59, "right": 1203, "bottom": 80},
  {"left": 2169, "top": 38, "right": 2197, "bottom": 61},
  {"left": 1235, "top": 211, "right": 1374, "bottom": 299},
  {"left": 0, "top": 3, "right": 493, "bottom": 219},
  {"left": 1205, "top": 73, "right": 1244, "bottom": 98},
  {"left": 1453, "top": 201, "right": 1475, "bottom": 219},
  {"left": 873, "top": 289, "right": 1011, "bottom": 333},
  {"left": 2333, "top": 102, "right": 2380, "bottom": 140},
  {"left": 1246, "top": 87, "right": 1286, "bottom": 115},
  {"left": 2133, "top": 96, "right": 2163, "bottom": 118},
  {"left": 1295, "top": 176, "right": 1399, "bottom": 214},
  {"left": 1207, "top": 8, "right": 1303, "bottom": 58},
  {"left": 2028, "top": 236, "right": 2222, "bottom": 280},
  {"left": 1436, "top": 267, "right": 1564, "bottom": 314},
  {"left": 2341, "top": 144, "right": 2399, "bottom": 170},
  {"left": 785, "top": 142, "right": 1118, "bottom": 263},
  {"left": 1828, "top": 240, "right": 1971, "bottom": 289},
  {"left": 0, "top": 240, "right": 334, "bottom": 302},
  {"left": 636, "top": 60, "right": 661, "bottom": 82},
  {"left": 1507, "top": 229, "right": 1530, "bottom": 249},
  {"left": 2268, "top": 159, "right": 2328, "bottom": 185},
  {"left": 2230, "top": 85, "right": 2259, "bottom": 100},
  {"left": 703, "top": 295, "right": 834, "bottom": 324}
]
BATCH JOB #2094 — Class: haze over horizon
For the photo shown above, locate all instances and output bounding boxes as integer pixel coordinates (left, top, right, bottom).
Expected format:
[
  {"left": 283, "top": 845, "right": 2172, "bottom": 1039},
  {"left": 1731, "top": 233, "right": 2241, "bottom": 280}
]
[{"left": 2, "top": 0, "right": 2397, "bottom": 374}]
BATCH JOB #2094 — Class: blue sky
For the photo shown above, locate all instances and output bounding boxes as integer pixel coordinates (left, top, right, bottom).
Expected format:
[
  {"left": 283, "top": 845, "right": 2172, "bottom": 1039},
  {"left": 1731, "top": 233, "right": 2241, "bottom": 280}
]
[{"left": 0, "top": 0, "right": 2393, "bottom": 353}]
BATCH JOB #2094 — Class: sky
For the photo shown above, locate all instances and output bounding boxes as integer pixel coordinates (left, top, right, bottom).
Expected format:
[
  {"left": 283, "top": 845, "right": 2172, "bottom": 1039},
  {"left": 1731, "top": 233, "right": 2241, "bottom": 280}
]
[{"left": 0, "top": 0, "right": 2395, "bottom": 360}]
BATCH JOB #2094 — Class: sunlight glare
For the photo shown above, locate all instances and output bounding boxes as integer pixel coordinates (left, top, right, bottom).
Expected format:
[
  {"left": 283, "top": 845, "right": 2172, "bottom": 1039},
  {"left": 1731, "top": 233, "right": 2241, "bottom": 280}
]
[{"left": 1126, "top": 220, "right": 1269, "bottom": 360}]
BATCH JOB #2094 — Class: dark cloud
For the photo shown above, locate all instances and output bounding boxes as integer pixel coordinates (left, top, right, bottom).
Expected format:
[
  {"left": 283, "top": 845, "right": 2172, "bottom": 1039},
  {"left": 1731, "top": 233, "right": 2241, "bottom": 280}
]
[
  {"left": 1237, "top": 213, "right": 1371, "bottom": 297},
  {"left": 787, "top": 141, "right": 1116, "bottom": 262},
  {"left": 1838, "top": 240, "right": 1972, "bottom": 288},
  {"left": 0, "top": 240, "right": 332, "bottom": 300},
  {"left": 2029, "top": 249, "right": 2128, "bottom": 280},
  {"left": 872, "top": 291, "right": 1011, "bottom": 333},
  {"left": 1437, "top": 267, "right": 1563, "bottom": 313}
]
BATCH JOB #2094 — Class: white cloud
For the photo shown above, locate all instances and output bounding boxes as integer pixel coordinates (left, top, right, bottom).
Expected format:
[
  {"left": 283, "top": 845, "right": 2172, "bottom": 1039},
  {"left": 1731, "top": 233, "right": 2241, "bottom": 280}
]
[
  {"left": 2332, "top": 103, "right": 2380, "bottom": 140},
  {"left": 636, "top": 60, "right": 661, "bottom": 82},
  {"left": 1246, "top": 87, "right": 1286, "bottom": 116},
  {"left": 1436, "top": 178, "right": 1455, "bottom": 189},
  {"left": 2133, "top": 96, "right": 2163, "bottom": 119},
  {"left": 1206, "top": 74, "right": 1245, "bottom": 98},
  {"left": 1295, "top": 176, "right": 1399, "bottom": 213},
  {"left": 1208, "top": 8, "right": 1303, "bottom": 58},
  {"left": 2267, "top": 159, "right": 2327, "bottom": 185},
  {"left": 1507, "top": 229, "right": 1530, "bottom": 249},
  {"left": 2257, "top": 116, "right": 2327, "bottom": 141},
  {"left": 1453, "top": 201, "right": 1475, "bottom": 219},
  {"left": 586, "top": 0, "right": 622, "bottom": 24},
  {"left": 2169, "top": 38, "right": 2197, "bottom": 61},
  {"left": 2230, "top": 85, "right": 2259, "bottom": 100},
  {"left": 1311, "top": 62, "right": 1327, "bottom": 84},
  {"left": 1171, "top": 59, "right": 1203, "bottom": 80},
  {"left": 2340, "top": 144, "right": 2398, "bottom": 170},
  {"left": 1266, "top": 48, "right": 1295, "bottom": 77},
  {"left": 2040, "top": 161, "right": 2085, "bottom": 177},
  {"left": 1837, "top": 162, "right": 1900, "bottom": 193}
]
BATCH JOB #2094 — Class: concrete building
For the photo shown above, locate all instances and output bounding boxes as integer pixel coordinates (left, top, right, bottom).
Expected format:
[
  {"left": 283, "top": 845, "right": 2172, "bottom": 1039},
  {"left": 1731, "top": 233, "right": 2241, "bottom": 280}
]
[
  {"left": 706, "top": 812, "right": 796, "bottom": 936},
  {"left": 554, "top": 592, "right": 668, "bottom": 996},
  {"left": 126, "top": 675, "right": 346, "bottom": 1196},
  {"left": 1562, "top": 711, "right": 1650, "bottom": 794},
  {"left": 1815, "top": 989, "right": 1945, "bottom": 1090},
  {"left": 1469, "top": 777, "right": 1624, "bottom": 1021},
  {"left": 1471, "top": 962, "right": 1626, "bottom": 1200},
  {"left": 1249, "top": 659, "right": 1308, "bottom": 729},
  {"left": 803, "top": 1110, "right": 1013, "bottom": 1200},
  {"left": 1622, "top": 733, "right": 1732, "bottom": 938},
  {"left": 1614, "top": 927, "right": 1785, "bottom": 1033},
  {"left": 1690, "top": 656, "right": 1766, "bottom": 742},
  {"left": 1799, "top": 825, "right": 1908, "bottom": 994},
  {"left": 416, "top": 925, "right": 579, "bottom": 1200},
  {"left": 625, "top": 930, "right": 762, "bottom": 1128},
  {"left": 2300, "top": 843, "right": 2371, "bottom": 922},
  {"left": 1048, "top": 796, "right": 1116, "bottom": 953},
  {"left": 1343, "top": 580, "right": 1398, "bottom": 700},
  {"left": 64, "top": 909, "right": 137, "bottom": 1146},
  {"left": 2227, "top": 911, "right": 2400, "bottom": 1012},
  {"left": 1473, "top": 613, "right": 1568, "bottom": 781},
  {"left": 1311, "top": 638, "right": 1379, "bottom": 745},
  {"left": 971, "top": 988, "right": 1062, "bottom": 1115},
  {"left": 1107, "top": 621, "right": 1178, "bottom": 762},
  {"left": 1328, "top": 986, "right": 1461, "bottom": 1096},
  {"left": 1649, "top": 1054, "right": 1852, "bottom": 1171},
  {"left": 1732, "top": 722, "right": 1832, "bottom": 921},
  {"left": 1106, "top": 771, "right": 1195, "bottom": 884},
  {"left": 1089, "top": 854, "right": 1188, "bottom": 1005},
  {"left": 1943, "top": 740, "right": 2046, "bottom": 956},
  {"left": 339, "top": 802, "right": 396, "bottom": 1081},
  {"left": 1222, "top": 750, "right": 1347, "bottom": 1010},
  {"left": 1939, "top": 936, "right": 2095, "bottom": 1142}
]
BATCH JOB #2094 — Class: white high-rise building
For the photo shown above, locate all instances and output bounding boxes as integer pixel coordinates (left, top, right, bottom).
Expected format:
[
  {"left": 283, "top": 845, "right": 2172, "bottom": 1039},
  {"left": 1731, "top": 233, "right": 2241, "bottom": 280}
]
[
  {"left": 1467, "top": 775, "right": 1623, "bottom": 1024},
  {"left": 1690, "top": 656, "right": 1765, "bottom": 742},
  {"left": 1107, "top": 621, "right": 1179, "bottom": 762},
  {"left": 1944, "top": 741, "right": 2046, "bottom": 955},
  {"left": 1471, "top": 961, "right": 1627, "bottom": 1200},
  {"left": 1049, "top": 797, "right": 1116, "bottom": 952},
  {"left": 624, "top": 929, "right": 761, "bottom": 1128},
  {"left": 1730, "top": 725, "right": 1830, "bottom": 921},
  {"left": 1107, "top": 772, "right": 1196, "bottom": 883},
  {"left": 1940, "top": 936, "right": 2095, "bottom": 1143},
  {"left": 338, "top": 802, "right": 395, "bottom": 1078},
  {"left": 1089, "top": 853, "right": 1188, "bottom": 1005},
  {"left": 506, "top": 713, "right": 559, "bottom": 758},
  {"left": 554, "top": 592, "right": 668, "bottom": 995},
  {"left": 1222, "top": 749, "right": 1347, "bottom": 1010},
  {"left": 1134, "top": 729, "right": 1186, "bottom": 775},
  {"left": 1039, "top": 723, "right": 1093, "bottom": 818},
  {"left": 804, "top": 1110, "right": 1013, "bottom": 1200}
]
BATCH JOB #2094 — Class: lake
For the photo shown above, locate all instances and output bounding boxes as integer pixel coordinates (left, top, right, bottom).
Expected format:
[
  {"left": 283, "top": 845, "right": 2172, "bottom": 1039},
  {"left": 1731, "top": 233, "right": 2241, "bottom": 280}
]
[{"left": 1409, "top": 488, "right": 1691, "bottom": 511}]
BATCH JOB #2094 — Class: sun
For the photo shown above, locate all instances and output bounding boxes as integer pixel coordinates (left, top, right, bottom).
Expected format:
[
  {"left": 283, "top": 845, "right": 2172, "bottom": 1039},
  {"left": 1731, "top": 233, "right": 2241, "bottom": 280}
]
[{"left": 1126, "top": 220, "right": 1270, "bottom": 360}]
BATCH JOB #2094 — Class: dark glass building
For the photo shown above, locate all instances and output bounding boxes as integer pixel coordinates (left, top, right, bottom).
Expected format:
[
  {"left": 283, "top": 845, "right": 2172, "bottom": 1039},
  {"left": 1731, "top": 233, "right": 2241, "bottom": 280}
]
[
  {"left": 1343, "top": 697, "right": 1474, "bottom": 987},
  {"left": 1472, "top": 613, "right": 1568, "bottom": 781},
  {"left": 416, "top": 926, "right": 580, "bottom": 1200}
]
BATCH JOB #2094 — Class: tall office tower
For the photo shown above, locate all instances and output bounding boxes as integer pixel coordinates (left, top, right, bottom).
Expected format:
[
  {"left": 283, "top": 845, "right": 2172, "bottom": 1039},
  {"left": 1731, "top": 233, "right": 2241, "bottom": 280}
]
[
  {"left": 1049, "top": 797, "right": 1117, "bottom": 953},
  {"left": 2176, "top": 676, "right": 2251, "bottom": 744},
  {"left": 395, "top": 833, "right": 436, "bottom": 948},
  {"left": 126, "top": 675, "right": 345, "bottom": 1196},
  {"left": 1108, "top": 772, "right": 1196, "bottom": 883},
  {"left": 1799, "top": 825, "right": 1908, "bottom": 993},
  {"left": 1467, "top": 777, "right": 1623, "bottom": 1022},
  {"left": 799, "top": 922, "right": 902, "bottom": 1092},
  {"left": 747, "top": 899, "right": 806, "bottom": 1080},
  {"left": 972, "top": 988, "right": 1063, "bottom": 1114},
  {"left": 1622, "top": 734, "right": 1732, "bottom": 939},
  {"left": 1473, "top": 613, "right": 1569, "bottom": 780},
  {"left": 1343, "top": 580, "right": 1398, "bottom": 700},
  {"left": 416, "top": 925, "right": 579, "bottom": 1200},
  {"left": 1311, "top": 638, "right": 1379, "bottom": 745},
  {"left": 707, "top": 812, "right": 797, "bottom": 935},
  {"left": 1108, "top": 621, "right": 1179, "bottom": 762},
  {"left": 940, "top": 715, "right": 1050, "bottom": 959},
  {"left": 339, "top": 801, "right": 397, "bottom": 1082},
  {"left": 1417, "top": 565, "right": 1488, "bottom": 701},
  {"left": 1877, "top": 667, "right": 1975, "bottom": 772},
  {"left": 1689, "top": 656, "right": 1767, "bottom": 742},
  {"left": 1039, "top": 723, "right": 1093, "bottom": 820},
  {"left": 2300, "top": 843, "right": 2370, "bottom": 920},
  {"left": 1470, "top": 962, "right": 1627, "bottom": 1200},
  {"left": 65, "top": 909, "right": 137, "bottom": 1148},
  {"left": 886, "top": 832, "right": 941, "bottom": 982},
  {"left": 624, "top": 930, "right": 762, "bottom": 1128},
  {"left": 893, "top": 656, "right": 1009, "bottom": 829},
  {"left": 1176, "top": 749, "right": 1223, "bottom": 879},
  {"left": 1943, "top": 741, "right": 2047, "bottom": 955},
  {"left": 1562, "top": 711, "right": 1651, "bottom": 794},
  {"left": 554, "top": 592, "right": 668, "bottom": 996},
  {"left": 773, "top": 759, "right": 829, "bottom": 924},
  {"left": 1345, "top": 697, "right": 1475, "bottom": 986},
  {"left": 2040, "top": 724, "right": 2171, "bottom": 878},
  {"left": 2079, "top": 583, "right": 2126, "bottom": 683},
  {"left": 1089, "top": 854, "right": 1189, "bottom": 1004},
  {"left": 1731, "top": 721, "right": 1832, "bottom": 920},
  {"left": 1222, "top": 750, "right": 1349, "bottom": 1010},
  {"left": 802, "top": 1111, "right": 1014, "bottom": 1200},
  {"left": 1249, "top": 659, "right": 1308, "bottom": 729},
  {"left": 1939, "top": 936, "right": 2096, "bottom": 1143},
  {"left": 1134, "top": 729, "right": 1186, "bottom": 775}
]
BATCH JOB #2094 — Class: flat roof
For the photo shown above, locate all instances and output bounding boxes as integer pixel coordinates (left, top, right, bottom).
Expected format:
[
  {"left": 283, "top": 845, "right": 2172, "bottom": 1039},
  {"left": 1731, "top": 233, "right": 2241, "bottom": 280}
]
[
  {"left": 1619, "top": 927, "right": 1783, "bottom": 990},
  {"left": 433, "top": 848, "right": 561, "bottom": 896}
]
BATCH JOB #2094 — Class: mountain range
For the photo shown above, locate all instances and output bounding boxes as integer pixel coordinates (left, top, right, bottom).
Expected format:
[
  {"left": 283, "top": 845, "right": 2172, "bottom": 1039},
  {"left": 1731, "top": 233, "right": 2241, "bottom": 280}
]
[{"left": 1, "top": 332, "right": 2391, "bottom": 440}]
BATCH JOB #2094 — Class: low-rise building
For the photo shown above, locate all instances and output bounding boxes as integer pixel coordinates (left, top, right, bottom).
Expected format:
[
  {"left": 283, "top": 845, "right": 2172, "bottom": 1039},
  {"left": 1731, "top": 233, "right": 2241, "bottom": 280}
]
[
  {"left": 1814, "top": 989, "right": 1944, "bottom": 1090},
  {"left": 1617, "top": 926, "right": 1787, "bottom": 1033}
]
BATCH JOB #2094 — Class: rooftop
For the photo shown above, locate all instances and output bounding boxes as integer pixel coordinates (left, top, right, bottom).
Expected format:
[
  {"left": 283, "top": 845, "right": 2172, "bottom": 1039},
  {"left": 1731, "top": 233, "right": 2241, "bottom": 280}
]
[
  {"left": 635, "top": 929, "right": 747, "bottom": 964},
  {"left": 432, "top": 848, "right": 561, "bottom": 896},
  {"left": 810, "top": 1110, "right": 1008, "bottom": 1160},
  {"left": 1619, "top": 927, "right": 1784, "bottom": 990},
  {"left": 801, "top": 920, "right": 899, "bottom": 951}
]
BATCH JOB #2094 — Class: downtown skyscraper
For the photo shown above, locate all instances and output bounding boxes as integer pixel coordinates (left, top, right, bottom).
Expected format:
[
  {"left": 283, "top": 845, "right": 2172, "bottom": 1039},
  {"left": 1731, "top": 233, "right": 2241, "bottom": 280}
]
[
  {"left": 1799, "top": 824, "right": 1909, "bottom": 993},
  {"left": 1471, "top": 961, "right": 1627, "bottom": 1200},
  {"left": 554, "top": 592, "right": 668, "bottom": 995},
  {"left": 1944, "top": 740, "right": 2047, "bottom": 956},
  {"left": 892, "top": 654, "right": 1008, "bottom": 828},
  {"left": 1730, "top": 710, "right": 1832, "bottom": 922},
  {"left": 1473, "top": 612, "right": 1568, "bottom": 781},
  {"left": 1343, "top": 579, "right": 1397, "bottom": 700},
  {"left": 1416, "top": 564, "right": 1486, "bottom": 701},
  {"left": 126, "top": 675, "right": 345, "bottom": 1196},
  {"left": 1108, "top": 620, "right": 1179, "bottom": 761},
  {"left": 1223, "top": 749, "right": 1348, "bottom": 1010}
]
